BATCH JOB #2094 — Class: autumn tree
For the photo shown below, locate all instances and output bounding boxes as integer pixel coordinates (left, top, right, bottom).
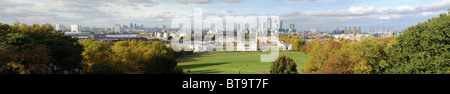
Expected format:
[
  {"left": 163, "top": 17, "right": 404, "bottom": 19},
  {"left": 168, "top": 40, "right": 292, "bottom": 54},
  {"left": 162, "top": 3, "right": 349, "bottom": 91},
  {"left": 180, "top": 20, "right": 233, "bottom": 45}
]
[
  {"left": 316, "top": 56, "right": 354, "bottom": 74},
  {"left": 292, "top": 38, "right": 305, "bottom": 51},
  {"left": 304, "top": 40, "right": 342, "bottom": 73}
]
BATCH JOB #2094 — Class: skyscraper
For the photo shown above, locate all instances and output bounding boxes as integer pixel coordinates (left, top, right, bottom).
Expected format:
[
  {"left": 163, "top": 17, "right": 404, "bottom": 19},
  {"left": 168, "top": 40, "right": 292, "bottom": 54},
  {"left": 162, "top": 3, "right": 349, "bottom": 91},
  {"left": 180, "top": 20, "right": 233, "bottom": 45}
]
[
  {"left": 278, "top": 20, "right": 283, "bottom": 31},
  {"left": 71, "top": 24, "right": 80, "bottom": 33},
  {"left": 288, "top": 23, "right": 296, "bottom": 33},
  {"left": 130, "top": 23, "right": 133, "bottom": 29},
  {"left": 141, "top": 24, "right": 144, "bottom": 29},
  {"left": 134, "top": 23, "right": 137, "bottom": 29}
]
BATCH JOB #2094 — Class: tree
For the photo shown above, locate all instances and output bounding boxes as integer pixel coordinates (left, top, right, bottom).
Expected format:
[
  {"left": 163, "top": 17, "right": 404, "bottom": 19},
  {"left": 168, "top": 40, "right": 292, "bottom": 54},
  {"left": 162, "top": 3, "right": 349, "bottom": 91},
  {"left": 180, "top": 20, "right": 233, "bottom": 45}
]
[
  {"left": 304, "top": 40, "right": 342, "bottom": 73},
  {"left": 316, "top": 56, "right": 354, "bottom": 74},
  {"left": 385, "top": 11, "right": 450, "bottom": 74},
  {"left": 0, "top": 22, "right": 83, "bottom": 74},
  {"left": 89, "top": 62, "right": 122, "bottom": 74},
  {"left": 270, "top": 55, "right": 298, "bottom": 74},
  {"left": 292, "top": 39, "right": 305, "bottom": 51},
  {"left": 144, "top": 56, "right": 182, "bottom": 74},
  {"left": 79, "top": 39, "right": 113, "bottom": 72}
]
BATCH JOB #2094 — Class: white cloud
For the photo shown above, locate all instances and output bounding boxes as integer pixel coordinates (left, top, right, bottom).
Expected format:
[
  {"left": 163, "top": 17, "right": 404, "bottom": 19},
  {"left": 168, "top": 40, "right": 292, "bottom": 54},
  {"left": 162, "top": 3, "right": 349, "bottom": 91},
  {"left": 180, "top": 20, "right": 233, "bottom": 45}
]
[
  {"left": 226, "top": 0, "right": 242, "bottom": 3},
  {"left": 177, "top": 0, "right": 211, "bottom": 4}
]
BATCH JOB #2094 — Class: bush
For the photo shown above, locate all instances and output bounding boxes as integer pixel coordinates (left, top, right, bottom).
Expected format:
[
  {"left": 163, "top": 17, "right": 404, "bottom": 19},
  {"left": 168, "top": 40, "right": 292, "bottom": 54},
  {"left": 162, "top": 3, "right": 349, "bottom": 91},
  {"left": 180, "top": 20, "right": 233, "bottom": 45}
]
[{"left": 270, "top": 55, "right": 298, "bottom": 74}]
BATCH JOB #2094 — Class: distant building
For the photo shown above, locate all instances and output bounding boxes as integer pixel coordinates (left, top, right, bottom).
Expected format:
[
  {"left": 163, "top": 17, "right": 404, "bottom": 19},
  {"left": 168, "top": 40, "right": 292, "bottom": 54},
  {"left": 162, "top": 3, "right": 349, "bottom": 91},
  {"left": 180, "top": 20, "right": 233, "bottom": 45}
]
[
  {"left": 114, "top": 24, "right": 121, "bottom": 32},
  {"left": 55, "top": 24, "right": 65, "bottom": 31},
  {"left": 388, "top": 31, "right": 394, "bottom": 37},
  {"left": 130, "top": 23, "right": 133, "bottom": 29},
  {"left": 278, "top": 20, "right": 283, "bottom": 31},
  {"left": 71, "top": 24, "right": 80, "bottom": 33},
  {"left": 237, "top": 40, "right": 257, "bottom": 51},
  {"left": 289, "top": 23, "right": 295, "bottom": 33},
  {"left": 311, "top": 28, "right": 317, "bottom": 33},
  {"left": 277, "top": 41, "right": 292, "bottom": 51}
]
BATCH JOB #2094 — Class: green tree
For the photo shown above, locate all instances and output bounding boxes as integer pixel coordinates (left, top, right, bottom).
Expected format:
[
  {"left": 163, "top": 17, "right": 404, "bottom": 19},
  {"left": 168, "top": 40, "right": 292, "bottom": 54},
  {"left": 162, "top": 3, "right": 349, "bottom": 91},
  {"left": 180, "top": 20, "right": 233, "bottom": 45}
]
[
  {"left": 385, "top": 11, "right": 450, "bottom": 74},
  {"left": 89, "top": 62, "right": 122, "bottom": 74},
  {"left": 270, "top": 55, "right": 298, "bottom": 74},
  {"left": 144, "top": 56, "right": 182, "bottom": 74},
  {"left": 0, "top": 22, "right": 82, "bottom": 74}
]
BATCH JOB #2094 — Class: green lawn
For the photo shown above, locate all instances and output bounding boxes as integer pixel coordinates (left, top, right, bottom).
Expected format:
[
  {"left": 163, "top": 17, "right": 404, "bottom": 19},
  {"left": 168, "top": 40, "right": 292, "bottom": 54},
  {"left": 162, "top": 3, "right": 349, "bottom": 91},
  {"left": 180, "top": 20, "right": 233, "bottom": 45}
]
[{"left": 177, "top": 51, "right": 308, "bottom": 74}]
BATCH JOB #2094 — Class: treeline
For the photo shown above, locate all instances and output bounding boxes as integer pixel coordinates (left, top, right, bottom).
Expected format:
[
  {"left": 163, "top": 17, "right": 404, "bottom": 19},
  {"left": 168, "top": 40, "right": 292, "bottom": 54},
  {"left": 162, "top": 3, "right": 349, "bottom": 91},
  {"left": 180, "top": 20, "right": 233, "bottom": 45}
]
[
  {"left": 304, "top": 11, "right": 450, "bottom": 74},
  {"left": 279, "top": 37, "right": 306, "bottom": 51},
  {"left": 80, "top": 39, "right": 182, "bottom": 74},
  {"left": 0, "top": 22, "right": 83, "bottom": 74},
  {"left": 0, "top": 22, "right": 182, "bottom": 74}
]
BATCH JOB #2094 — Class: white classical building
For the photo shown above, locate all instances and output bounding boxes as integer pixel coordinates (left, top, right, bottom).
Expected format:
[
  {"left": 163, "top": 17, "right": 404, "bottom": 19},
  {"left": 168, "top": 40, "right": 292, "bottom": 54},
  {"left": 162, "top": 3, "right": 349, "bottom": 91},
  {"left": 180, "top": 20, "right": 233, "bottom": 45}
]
[
  {"left": 181, "top": 41, "right": 215, "bottom": 52},
  {"left": 333, "top": 34, "right": 375, "bottom": 41},
  {"left": 236, "top": 41, "right": 257, "bottom": 51},
  {"left": 277, "top": 41, "right": 292, "bottom": 51}
]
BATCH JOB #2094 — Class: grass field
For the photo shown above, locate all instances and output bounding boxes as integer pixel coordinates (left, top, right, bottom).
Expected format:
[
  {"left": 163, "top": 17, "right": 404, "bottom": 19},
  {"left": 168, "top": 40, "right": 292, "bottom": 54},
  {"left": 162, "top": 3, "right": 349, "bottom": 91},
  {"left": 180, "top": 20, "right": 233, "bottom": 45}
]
[{"left": 176, "top": 51, "right": 308, "bottom": 74}]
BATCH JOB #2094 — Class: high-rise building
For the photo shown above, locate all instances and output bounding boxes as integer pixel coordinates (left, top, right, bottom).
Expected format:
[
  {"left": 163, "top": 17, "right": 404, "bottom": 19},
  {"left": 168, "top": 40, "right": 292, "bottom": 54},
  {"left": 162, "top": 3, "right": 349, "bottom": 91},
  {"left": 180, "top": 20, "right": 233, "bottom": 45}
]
[
  {"left": 134, "top": 23, "right": 137, "bottom": 29},
  {"left": 130, "top": 23, "right": 133, "bottom": 29},
  {"left": 114, "top": 24, "right": 121, "bottom": 32},
  {"left": 278, "top": 20, "right": 283, "bottom": 31},
  {"left": 353, "top": 27, "right": 356, "bottom": 36},
  {"left": 289, "top": 23, "right": 295, "bottom": 33},
  {"left": 55, "top": 24, "right": 65, "bottom": 31},
  {"left": 162, "top": 25, "right": 166, "bottom": 30},
  {"left": 71, "top": 24, "right": 80, "bottom": 33},
  {"left": 141, "top": 24, "right": 144, "bottom": 29}
]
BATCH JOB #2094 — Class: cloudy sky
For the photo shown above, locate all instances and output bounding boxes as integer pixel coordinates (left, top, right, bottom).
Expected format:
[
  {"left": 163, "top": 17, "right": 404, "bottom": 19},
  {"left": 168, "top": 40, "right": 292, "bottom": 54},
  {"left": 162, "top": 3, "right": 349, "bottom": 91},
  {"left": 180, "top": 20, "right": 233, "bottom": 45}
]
[{"left": 0, "top": 0, "right": 449, "bottom": 31}]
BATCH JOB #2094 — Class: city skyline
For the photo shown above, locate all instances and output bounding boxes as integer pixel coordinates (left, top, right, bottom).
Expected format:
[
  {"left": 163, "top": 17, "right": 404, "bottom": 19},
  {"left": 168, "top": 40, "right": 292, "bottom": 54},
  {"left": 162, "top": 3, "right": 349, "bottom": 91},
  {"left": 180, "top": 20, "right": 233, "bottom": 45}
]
[{"left": 0, "top": 0, "right": 449, "bottom": 31}]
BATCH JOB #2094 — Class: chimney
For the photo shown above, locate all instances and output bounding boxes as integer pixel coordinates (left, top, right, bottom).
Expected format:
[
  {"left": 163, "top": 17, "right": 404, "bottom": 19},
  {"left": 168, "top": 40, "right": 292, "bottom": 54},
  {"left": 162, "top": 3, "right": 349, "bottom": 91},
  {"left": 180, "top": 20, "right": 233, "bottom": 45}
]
[
  {"left": 345, "top": 27, "right": 347, "bottom": 34},
  {"left": 358, "top": 27, "right": 361, "bottom": 34},
  {"left": 348, "top": 27, "right": 351, "bottom": 34}
]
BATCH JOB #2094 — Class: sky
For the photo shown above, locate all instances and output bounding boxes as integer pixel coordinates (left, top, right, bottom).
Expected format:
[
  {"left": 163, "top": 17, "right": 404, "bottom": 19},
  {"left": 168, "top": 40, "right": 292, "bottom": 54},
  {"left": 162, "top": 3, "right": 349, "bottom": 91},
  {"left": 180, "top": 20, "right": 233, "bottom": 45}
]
[{"left": 0, "top": 0, "right": 449, "bottom": 31}]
